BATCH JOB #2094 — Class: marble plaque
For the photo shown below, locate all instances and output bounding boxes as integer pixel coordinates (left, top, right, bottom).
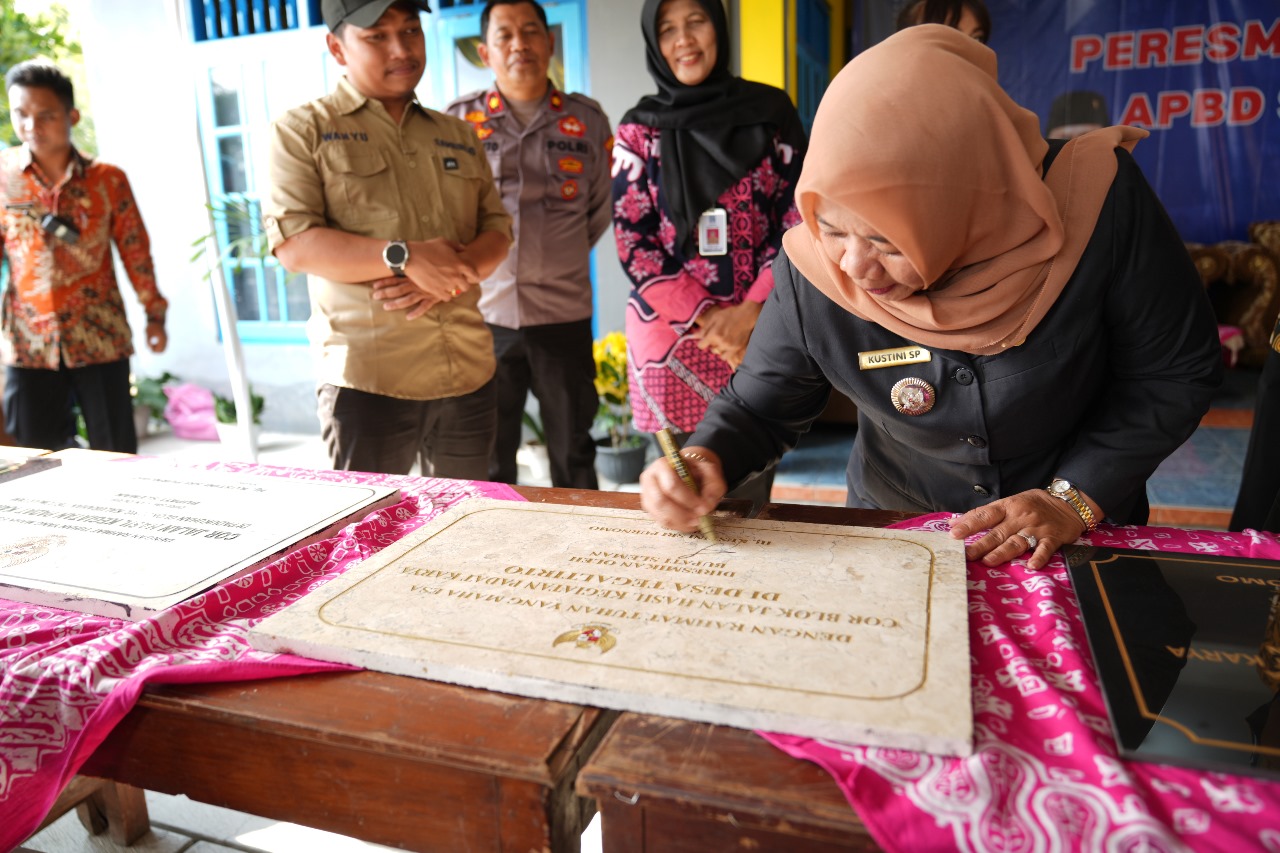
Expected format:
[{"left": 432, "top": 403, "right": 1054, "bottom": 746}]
[
  {"left": 0, "top": 461, "right": 399, "bottom": 619},
  {"left": 250, "top": 500, "right": 972, "bottom": 755}
]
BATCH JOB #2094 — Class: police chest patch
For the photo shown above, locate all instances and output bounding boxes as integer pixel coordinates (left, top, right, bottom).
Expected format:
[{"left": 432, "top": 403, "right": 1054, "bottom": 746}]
[{"left": 558, "top": 116, "right": 585, "bottom": 137}]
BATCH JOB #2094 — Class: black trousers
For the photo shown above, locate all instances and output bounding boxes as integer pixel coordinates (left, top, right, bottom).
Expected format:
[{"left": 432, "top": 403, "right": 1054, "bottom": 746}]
[
  {"left": 317, "top": 379, "right": 497, "bottom": 478},
  {"left": 488, "top": 320, "right": 599, "bottom": 489},
  {"left": 4, "top": 359, "right": 136, "bottom": 453},
  {"left": 1231, "top": 349, "right": 1280, "bottom": 532}
]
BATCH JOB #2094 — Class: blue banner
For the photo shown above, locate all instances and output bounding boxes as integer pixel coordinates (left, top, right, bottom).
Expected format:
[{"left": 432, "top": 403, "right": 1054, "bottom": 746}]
[{"left": 986, "top": 1, "right": 1279, "bottom": 243}]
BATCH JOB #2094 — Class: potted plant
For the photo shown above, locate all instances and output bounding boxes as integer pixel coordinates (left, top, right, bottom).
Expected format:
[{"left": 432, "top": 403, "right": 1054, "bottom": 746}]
[
  {"left": 517, "top": 410, "right": 551, "bottom": 481},
  {"left": 190, "top": 197, "right": 271, "bottom": 276},
  {"left": 592, "top": 331, "right": 648, "bottom": 484},
  {"left": 212, "top": 386, "right": 265, "bottom": 447},
  {"left": 131, "top": 371, "right": 178, "bottom": 438}
]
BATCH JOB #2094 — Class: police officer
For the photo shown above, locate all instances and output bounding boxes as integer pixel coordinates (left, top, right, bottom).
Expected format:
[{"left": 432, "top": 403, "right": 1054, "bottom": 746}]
[
  {"left": 265, "top": 0, "right": 512, "bottom": 477},
  {"left": 446, "top": 0, "right": 613, "bottom": 488}
]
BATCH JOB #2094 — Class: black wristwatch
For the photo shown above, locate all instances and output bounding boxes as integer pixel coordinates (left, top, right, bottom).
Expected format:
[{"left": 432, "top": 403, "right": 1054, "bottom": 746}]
[{"left": 382, "top": 240, "right": 409, "bottom": 276}]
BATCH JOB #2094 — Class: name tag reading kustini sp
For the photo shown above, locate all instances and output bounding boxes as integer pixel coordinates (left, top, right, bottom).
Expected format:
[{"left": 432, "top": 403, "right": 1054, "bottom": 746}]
[{"left": 858, "top": 346, "right": 932, "bottom": 370}]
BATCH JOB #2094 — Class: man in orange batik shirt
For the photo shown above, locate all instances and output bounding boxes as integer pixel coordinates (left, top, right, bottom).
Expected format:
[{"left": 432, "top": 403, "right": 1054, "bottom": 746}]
[{"left": 1, "top": 60, "right": 167, "bottom": 453}]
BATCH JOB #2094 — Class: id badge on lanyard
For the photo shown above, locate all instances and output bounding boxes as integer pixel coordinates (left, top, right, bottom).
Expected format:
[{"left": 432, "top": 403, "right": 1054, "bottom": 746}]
[{"left": 697, "top": 207, "right": 728, "bottom": 256}]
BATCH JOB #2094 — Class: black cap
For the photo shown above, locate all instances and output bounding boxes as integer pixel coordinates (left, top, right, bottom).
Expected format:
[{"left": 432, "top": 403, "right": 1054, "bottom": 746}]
[
  {"left": 1047, "top": 90, "right": 1109, "bottom": 134},
  {"left": 322, "top": 0, "right": 432, "bottom": 32}
]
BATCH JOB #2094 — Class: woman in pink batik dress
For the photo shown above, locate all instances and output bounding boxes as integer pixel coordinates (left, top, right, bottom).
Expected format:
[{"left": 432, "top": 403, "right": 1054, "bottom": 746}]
[{"left": 610, "top": 0, "right": 806, "bottom": 511}]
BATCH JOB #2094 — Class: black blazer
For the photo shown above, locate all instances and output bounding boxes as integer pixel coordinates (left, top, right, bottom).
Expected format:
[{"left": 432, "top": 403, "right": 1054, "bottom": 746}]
[{"left": 691, "top": 147, "right": 1222, "bottom": 521}]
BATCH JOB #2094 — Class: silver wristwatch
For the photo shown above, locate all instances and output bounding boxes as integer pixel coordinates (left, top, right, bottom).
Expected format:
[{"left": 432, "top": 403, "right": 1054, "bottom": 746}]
[
  {"left": 382, "top": 240, "right": 409, "bottom": 276},
  {"left": 1047, "top": 478, "right": 1098, "bottom": 533}
]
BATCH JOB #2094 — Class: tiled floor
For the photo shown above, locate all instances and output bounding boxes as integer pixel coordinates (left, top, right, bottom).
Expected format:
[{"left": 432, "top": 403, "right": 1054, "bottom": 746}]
[{"left": 19, "top": 368, "right": 1261, "bottom": 850}]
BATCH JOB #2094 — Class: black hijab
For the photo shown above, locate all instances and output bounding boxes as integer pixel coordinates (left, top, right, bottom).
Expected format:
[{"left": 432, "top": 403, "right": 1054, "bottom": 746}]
[{"left": 621, "top": 0, "right": 807, "bottom": 254}]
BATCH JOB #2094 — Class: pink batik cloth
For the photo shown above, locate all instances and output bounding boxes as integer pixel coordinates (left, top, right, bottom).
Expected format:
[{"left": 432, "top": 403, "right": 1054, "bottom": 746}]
[
  {"left": 0, "top": 459, "right": 525, "bottom": 850},
  {"left": 761, "top": 513, "right": 1280, "bottom": 853}
]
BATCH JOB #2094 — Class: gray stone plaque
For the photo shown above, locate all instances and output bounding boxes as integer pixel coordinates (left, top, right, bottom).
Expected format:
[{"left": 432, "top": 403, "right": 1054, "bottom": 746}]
[
  {"left": 250, "top": 500, "right": 972, "bottom": 755},
  {"left": 0, "top": 461, "right": 399, "bottom": 619}
]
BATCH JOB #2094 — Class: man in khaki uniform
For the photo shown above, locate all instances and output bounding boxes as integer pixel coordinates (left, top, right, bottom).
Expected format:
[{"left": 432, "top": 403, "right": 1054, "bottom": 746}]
[
  {"left": 265, "top": 0, "right": 512, "bottom": 476},
  {"left": 446, "top": 0, "right": 612, "bottom": 488}
]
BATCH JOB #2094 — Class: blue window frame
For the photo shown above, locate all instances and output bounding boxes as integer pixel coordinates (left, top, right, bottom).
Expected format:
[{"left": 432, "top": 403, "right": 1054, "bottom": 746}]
[
  {"left": 427, "top": 0, "right": 587, "bottom": 104},
  {"left": 195, "top": 59, "right": 314, "bottom": 343},
  {"left": 189, "top": 0, "right": 323, "bottom": 41}
]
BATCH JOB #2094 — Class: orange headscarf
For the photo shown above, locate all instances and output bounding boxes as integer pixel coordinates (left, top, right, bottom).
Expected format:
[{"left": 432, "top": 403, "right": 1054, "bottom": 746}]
[{"left": 782, "top": 25, "right": 1147, "bottom": 355}]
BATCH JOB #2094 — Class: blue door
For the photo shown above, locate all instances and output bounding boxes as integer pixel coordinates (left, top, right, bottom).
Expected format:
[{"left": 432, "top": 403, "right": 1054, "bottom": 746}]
[{"left": 796, "top": 0, "right": 832, "bottom": 132}]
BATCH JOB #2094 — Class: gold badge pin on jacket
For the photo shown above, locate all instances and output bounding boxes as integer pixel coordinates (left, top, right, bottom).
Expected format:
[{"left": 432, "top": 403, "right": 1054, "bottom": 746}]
[{"left": 890, "top": 378, "right": 936, "bottom": 416}]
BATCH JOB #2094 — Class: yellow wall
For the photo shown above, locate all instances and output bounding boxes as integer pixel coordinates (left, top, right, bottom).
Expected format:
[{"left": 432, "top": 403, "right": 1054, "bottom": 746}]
[
  {"left": 740, "top": 1, "right": 847, "bottom": 100},
  {"left": 829, "top": 0, "right": 846, "bottom": 78},
  {"left": 739, "top": 0, "right": 789, "bottom": 95}
]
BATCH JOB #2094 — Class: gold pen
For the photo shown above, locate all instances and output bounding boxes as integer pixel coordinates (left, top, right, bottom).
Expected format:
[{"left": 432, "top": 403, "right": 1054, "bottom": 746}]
[{"left": 656, "top": 428, "right": 717, "bottom": 543}]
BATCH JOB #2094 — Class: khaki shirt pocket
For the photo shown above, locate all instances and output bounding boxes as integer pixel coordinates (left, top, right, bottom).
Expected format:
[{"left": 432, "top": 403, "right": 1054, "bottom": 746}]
[
  {"left": 319, "top": 146, "right": 398, "bottom": 229},
  {"left": 435, "top": 151, "right": 484, "bottom": 238}
]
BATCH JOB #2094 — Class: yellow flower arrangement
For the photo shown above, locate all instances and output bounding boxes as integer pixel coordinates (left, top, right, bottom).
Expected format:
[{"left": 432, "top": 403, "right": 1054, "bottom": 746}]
[{"left": 593, "top": 331, "right": 641, "bottom": 448}]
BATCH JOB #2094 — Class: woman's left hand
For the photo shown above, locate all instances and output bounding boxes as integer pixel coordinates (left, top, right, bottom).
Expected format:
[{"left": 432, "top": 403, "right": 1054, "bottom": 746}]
[{"left": 948, "top": 488, "right": 1098, "bottom": 571}]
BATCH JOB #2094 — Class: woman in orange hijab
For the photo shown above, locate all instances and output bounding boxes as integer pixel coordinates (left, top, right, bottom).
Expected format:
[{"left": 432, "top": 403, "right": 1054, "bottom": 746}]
[{"left": 640, "top": 25, "right": 1222, "bottom": 569}]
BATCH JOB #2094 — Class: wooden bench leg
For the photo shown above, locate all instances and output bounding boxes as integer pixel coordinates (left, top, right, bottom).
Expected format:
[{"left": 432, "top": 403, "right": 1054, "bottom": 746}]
[{"left": 74, "top": 779, "right": 151, "bottom": 845}]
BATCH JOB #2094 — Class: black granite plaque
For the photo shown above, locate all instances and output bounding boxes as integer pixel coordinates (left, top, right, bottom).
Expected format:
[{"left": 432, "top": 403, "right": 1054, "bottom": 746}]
[{"left": 1065, "top": 545, "right": 1280, "bottom": 779}]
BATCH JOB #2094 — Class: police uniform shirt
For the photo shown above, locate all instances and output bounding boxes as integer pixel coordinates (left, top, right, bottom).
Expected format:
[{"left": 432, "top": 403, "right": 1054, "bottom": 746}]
[
  {"left": 445, "top": 87, "right": 612, "bottom": 329},
  {"left": 264, "top": 76, "right": 513, "bottom": 401}
]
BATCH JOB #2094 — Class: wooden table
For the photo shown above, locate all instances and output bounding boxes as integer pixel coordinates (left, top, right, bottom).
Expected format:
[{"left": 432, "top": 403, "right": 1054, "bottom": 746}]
[
  {"left": 575, "top": 503, "right": 912, "bottom": 853},
  {"left": 81, "top": 671, "right": 613, "bottom": 851},
  {"left": 75, "top": 486, "right": 745, "bottom": 852}
]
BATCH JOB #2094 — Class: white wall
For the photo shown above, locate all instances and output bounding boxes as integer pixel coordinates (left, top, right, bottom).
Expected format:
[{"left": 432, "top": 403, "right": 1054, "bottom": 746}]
[
  {"left": 585, "top": 0, "right": 649, "bottom": 339},
  {"left": 78, "top": 0, "right": 651, "bottom": 434}
]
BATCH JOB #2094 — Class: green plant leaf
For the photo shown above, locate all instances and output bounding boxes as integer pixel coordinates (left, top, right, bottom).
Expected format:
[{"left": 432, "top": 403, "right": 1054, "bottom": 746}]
[
  {"left": 213, "top": 386, "right": 265, "bottom": 425},
  {"left": 521, "top": 410, "right": 546, "bottom": 445},
  {"left": 131, "top": 370, "right": 178, "bottom": 413}
]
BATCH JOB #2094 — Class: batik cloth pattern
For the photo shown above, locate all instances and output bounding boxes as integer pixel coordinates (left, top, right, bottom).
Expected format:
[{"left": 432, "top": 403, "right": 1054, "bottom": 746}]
[
  {"left": 610, "top": 122, "right": 802, "bottom": 434},
  {"left": 0, "top": 460, "right": 523, "bottom": 850},
  {"left": 763, "top": 515, "right": 1280, "bottom": 853}
]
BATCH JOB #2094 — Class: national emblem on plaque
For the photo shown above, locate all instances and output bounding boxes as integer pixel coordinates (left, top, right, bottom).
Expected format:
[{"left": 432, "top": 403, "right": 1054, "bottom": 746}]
[{"left": 554, "top": 624, "right": 618, "bottom": 654}]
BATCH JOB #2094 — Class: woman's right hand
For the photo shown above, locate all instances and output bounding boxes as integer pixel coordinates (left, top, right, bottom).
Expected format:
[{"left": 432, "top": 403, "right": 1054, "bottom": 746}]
[{"left": 640, "top": 445, "right": 727, "bottom": 533}]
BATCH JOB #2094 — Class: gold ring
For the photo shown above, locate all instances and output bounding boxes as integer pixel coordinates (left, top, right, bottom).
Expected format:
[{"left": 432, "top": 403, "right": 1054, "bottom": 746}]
[{"left": 450, "top": 288, "right": 460, "bottom": 297}]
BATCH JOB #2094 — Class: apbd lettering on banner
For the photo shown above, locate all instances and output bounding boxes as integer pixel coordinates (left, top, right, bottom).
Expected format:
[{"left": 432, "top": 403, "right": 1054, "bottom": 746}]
[{"left": 1070, "top": 19, "right": 1280, "bottom": 129}]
